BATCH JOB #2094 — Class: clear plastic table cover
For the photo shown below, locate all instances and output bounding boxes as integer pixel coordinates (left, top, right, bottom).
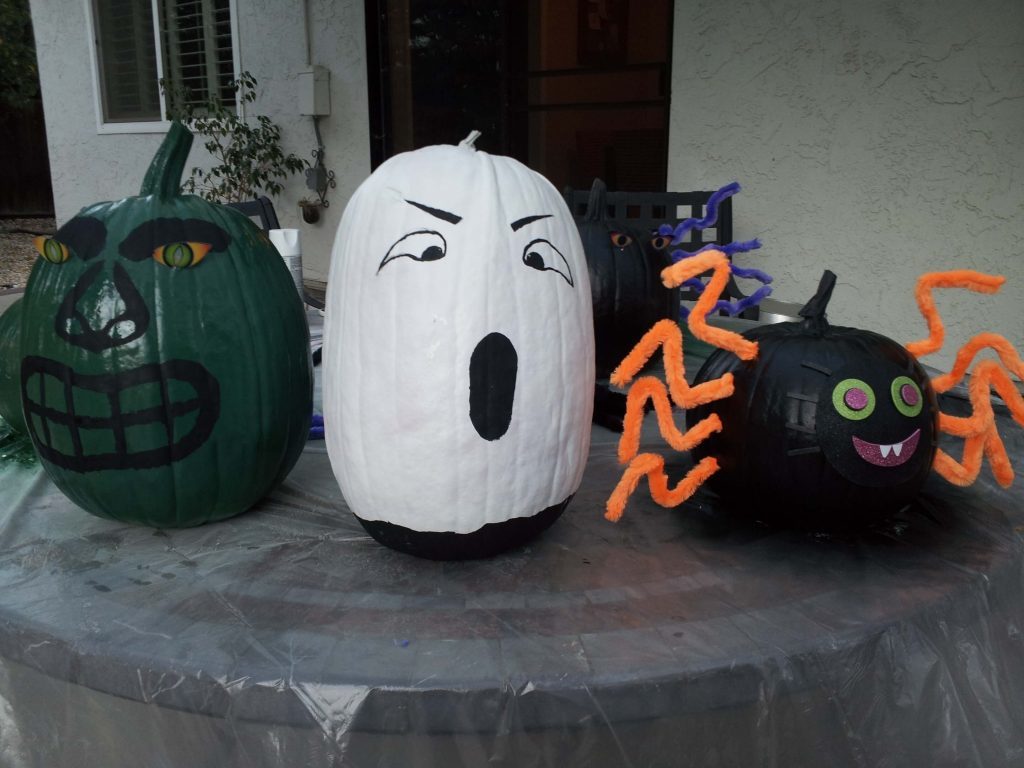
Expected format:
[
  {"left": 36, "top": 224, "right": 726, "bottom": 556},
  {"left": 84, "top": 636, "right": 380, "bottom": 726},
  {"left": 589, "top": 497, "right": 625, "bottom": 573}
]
[{"left": 0, "top": 394, "right": 1022, "bottom": 767}]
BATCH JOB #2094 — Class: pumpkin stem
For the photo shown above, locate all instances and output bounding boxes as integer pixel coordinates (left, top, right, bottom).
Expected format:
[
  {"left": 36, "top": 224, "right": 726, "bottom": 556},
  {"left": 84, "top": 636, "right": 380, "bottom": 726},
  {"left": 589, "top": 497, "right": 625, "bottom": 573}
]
[
  {"left": 459, "top": 130, "right": 482, "bottom": 149},
  {"left": 798, "top": 269, "right": 837, "bottom": 332},
  {"left": 139, "top": 121, "right": 193, "bottom": 199},
  {"left": 584, "top": 178, "right": 607, "bottom": 222}
]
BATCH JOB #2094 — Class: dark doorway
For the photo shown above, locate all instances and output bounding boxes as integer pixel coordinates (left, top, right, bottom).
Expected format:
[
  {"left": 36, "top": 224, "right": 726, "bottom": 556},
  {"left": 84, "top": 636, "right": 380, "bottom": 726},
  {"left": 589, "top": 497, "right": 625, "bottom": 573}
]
[
  {"left": 0, "top": 98, "right": 55, "bottom": 217},
  {"left": 365, "top": 0, "right": 673, "bottom": 191}
]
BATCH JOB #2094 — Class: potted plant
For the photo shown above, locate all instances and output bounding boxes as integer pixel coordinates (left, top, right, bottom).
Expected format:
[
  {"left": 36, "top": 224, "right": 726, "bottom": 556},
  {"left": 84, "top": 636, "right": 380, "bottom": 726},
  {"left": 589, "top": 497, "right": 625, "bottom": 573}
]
[
  {"left": 298, "top": 197, "right": 322, "bottom": 224},
  {"left": 162, "top": 71, "right": 307, "bottom": 203}
]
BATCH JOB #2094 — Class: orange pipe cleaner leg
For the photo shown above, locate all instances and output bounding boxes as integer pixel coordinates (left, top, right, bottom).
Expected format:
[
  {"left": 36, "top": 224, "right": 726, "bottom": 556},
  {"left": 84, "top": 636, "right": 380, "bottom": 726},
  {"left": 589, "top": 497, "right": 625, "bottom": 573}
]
[
  {"left": 930, "top": 332, "right": 1024, "bottom": 393},
  {"left": 605, "top": 453, "right": 719, "bottom": 522},
  {"left": 905, "top": 270, "right": 1005, "bottom": 359},
  {"left": 931, "top": 360, "right": 1024, "bottom": 486},
  {"left": 610, "top": 318, "right": 737, "bottom": 411},
  {"left": 605, "top": 249, "right": 761, "bottom": 522},
  {"left": 616, "top": 376, "right": 724, "bottom": 464},
  {"left": 662, "top": 252, "right": 758, "bottom": 361},
  {"left": 905, "top": 270, "right": 1024, "bottom": 489}
]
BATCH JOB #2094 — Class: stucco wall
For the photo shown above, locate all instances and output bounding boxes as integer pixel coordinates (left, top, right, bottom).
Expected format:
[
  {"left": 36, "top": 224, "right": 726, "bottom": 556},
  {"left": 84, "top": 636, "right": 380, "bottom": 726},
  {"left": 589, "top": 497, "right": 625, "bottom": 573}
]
[
  {"left": 667, "top": 0, "right": 1024, "bottom": 371},
  {"left": 30, "top": 0, "right": 1024, "bottom": 369},
  {"left": 30, "top": 0, "right": 371, "bottom": 282}
]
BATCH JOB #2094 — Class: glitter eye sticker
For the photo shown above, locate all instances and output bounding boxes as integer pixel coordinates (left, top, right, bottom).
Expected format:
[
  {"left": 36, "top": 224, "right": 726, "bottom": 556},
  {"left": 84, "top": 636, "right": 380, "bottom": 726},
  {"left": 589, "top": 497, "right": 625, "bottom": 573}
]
[
  {"left": 832, "top": 378, "right": 876, "bottom": 421},
  {"left": 34, "top": 236, "right": 70, "bottom": 264},
  {"left": 153, "top": 242, "right": 213, "bottom": 269},
  {"left": 891, "top": 376, "right": 923, "bottom": 417}
]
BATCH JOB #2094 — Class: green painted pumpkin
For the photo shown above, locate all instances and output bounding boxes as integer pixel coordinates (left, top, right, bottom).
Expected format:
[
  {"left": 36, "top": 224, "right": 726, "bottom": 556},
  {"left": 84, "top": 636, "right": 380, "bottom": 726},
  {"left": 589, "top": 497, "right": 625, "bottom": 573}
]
[
  {"left": 0, "top": 299, "right": 25, "bottom": 432},
  {"left": 19, "top": 122, "right": 313, "bottom": 527}
]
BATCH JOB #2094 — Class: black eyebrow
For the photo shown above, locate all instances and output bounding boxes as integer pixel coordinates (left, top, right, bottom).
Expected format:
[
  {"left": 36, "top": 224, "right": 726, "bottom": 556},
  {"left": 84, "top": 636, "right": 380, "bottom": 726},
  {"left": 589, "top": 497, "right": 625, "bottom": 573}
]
[
  {"left": 119, "top": 218, "right": 231, "bottom": 261},
  {"left": 55, "top": 217, "right": 107, "bottom": 261},
  {"left": 510, "top": 214, "right": 552, "bottom": 232},
  {"left": 405, "top": 199, "right": 462, "bottom": 225}
]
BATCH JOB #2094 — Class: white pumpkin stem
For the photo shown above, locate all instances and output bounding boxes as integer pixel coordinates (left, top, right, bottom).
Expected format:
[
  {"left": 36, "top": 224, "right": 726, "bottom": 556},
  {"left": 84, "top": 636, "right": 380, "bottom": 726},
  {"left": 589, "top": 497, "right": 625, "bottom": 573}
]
[{"left": 459, "top": 130, "right": 482, "bottom": 149}]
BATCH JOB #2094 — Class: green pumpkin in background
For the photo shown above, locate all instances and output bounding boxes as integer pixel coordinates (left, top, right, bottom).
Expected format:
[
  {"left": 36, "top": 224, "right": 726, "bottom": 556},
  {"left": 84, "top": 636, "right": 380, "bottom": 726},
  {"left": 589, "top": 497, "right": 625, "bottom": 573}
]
[
  {"left": 19, "top": 122, "right": 313, "bottom": 527},
  {"left": 0, "top": 299, "right": 26, "bottom": 433}
]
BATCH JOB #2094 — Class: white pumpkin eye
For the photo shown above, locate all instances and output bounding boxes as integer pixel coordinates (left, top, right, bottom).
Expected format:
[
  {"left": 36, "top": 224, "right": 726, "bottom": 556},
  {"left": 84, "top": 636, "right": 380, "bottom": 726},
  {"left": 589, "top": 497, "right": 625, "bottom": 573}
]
[
  {"left": 522, "top": 238, "right": 573, "bottom": 286},
  {"left": 378, "top": 230, "right": 447, "bottom": 272}
]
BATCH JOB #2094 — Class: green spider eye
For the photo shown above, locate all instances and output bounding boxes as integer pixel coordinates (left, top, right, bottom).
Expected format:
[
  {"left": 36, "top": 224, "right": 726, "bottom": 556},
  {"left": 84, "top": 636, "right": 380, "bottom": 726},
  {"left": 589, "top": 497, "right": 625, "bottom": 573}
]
[
  {"left": 891, "top": 376, "right": 923, "bottom": 417},
  {"left": 832, "top": 378, "right": 875, "bottom": 421}
]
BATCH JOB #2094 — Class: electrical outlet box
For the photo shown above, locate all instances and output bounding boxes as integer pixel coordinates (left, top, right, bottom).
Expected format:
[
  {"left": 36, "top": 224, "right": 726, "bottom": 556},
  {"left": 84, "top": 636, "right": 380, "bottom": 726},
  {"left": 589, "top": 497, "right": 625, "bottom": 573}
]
[{"left": 298, "top": 66, "right": 330, "bottom": 116}]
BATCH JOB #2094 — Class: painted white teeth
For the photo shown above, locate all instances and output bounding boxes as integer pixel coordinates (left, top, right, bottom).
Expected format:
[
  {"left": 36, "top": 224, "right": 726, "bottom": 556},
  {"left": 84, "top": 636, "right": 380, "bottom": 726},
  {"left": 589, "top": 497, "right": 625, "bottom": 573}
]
[
  {"left": 892, "top": 443, "right": 902, "bottom": 457},
  {"left": 880, "top": 445, "right": 891, "bottom": 458}
]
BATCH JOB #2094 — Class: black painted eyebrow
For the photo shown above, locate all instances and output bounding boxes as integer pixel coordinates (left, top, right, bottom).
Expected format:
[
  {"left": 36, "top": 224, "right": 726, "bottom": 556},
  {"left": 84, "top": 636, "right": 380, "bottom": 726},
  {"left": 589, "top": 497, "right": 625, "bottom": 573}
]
[
  {"left": 55, "top": 217, "right": 107, "bottom": 261},
  {"left": 119, "top": 218, "right": 231, "bottom": 261},
  {"left": 405, "top": 199, "right": 462, "bottom": 225},
  {"left": 510, "top": 214, "right": 552, "bottom": 232}
]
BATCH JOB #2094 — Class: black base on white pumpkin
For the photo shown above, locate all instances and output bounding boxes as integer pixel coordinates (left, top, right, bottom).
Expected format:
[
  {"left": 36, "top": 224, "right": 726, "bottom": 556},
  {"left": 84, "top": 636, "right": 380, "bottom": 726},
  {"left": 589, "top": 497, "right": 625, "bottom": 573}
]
[{"left": 356, "top": 496, "right": 571, "bottom": 560}]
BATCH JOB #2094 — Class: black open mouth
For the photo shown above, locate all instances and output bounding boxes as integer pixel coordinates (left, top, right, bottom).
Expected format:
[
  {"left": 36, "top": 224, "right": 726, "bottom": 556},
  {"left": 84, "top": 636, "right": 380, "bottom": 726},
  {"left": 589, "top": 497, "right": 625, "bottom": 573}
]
[
  {"left": 468, "top": 332, "right": 518, "bottom": 441},
  {"left": 20, "top": 356, "right": 219, "bottom": 472}
]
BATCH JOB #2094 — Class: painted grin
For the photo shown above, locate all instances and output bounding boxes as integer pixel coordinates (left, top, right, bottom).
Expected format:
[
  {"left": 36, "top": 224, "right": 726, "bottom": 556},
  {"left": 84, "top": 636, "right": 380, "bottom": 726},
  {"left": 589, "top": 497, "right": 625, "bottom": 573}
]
[
  {"left": 20, "top": 356, "right": 219, "bottom": 472},
  {"left": 851, "top": 428, "right": 921, "bottom": 467}
]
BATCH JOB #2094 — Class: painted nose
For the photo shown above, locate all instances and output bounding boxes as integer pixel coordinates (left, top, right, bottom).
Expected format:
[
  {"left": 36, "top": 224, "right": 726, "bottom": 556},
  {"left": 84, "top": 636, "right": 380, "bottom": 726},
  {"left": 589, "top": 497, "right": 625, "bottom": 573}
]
[
  {"left": 56, "top": 262, "right": 150, "bottom": 352},
  {"left": 468, "top": 332, "right": 517, "bottom": 441}
]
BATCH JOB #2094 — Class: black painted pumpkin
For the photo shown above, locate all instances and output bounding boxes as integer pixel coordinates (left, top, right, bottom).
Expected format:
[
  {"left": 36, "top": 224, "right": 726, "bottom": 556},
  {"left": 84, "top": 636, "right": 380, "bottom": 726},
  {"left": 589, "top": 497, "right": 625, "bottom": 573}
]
[
  {"left": 688, "top": 271, "right": 939, "bottom": 527},
  {"left": 578, "top": 179, "right": 678, "bottom": 380}
]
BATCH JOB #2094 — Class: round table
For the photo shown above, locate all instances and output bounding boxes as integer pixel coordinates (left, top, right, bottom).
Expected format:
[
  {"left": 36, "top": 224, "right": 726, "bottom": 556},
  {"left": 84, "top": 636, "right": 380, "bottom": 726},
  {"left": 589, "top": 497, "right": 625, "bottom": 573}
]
[{"left": 0, "top": 408, "right": 1022, "bottom": 768}]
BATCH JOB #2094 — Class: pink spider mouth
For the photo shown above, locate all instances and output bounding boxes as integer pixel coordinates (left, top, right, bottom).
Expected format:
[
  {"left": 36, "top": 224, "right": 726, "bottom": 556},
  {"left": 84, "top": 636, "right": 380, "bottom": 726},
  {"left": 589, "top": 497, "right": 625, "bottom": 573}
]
[{"left": 851, "top": 429, "right": 921, "bottom": 467}]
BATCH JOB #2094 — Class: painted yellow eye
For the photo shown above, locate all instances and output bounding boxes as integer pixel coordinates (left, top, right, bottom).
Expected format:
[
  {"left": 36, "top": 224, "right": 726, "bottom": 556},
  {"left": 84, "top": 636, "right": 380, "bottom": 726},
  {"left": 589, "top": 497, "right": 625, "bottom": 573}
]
[
  {"left": 34, "top": 236, "right": 70, "bottom": 264},
  {"left": 153, "top": 242, "right": 213, "bottom": 269},
  {"left": 651, "top": 235, "right": 672, "bottom": 250},
  {"left": 609, "top": 231, "right": 633, "bottom": 248}
]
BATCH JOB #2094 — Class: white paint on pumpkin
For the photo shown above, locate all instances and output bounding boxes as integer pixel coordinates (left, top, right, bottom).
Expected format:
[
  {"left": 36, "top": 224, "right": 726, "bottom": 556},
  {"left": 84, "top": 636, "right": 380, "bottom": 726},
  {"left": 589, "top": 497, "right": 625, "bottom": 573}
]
[{"left": 323, "top": 139, "right": 595, "bottom": 534}]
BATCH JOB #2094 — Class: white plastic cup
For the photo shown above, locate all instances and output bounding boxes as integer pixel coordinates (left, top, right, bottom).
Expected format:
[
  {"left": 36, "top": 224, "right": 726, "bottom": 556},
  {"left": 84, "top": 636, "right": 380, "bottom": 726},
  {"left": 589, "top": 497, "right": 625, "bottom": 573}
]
[{"left": 268, "top": 229, "right": 304, "bottom": 299}]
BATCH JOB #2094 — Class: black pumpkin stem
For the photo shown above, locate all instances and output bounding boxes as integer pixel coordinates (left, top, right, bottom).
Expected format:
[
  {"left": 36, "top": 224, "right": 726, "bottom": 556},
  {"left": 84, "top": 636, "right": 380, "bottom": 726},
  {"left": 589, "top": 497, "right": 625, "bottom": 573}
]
[
  {"left": 584, "top": 178, "right": 607, "bottom": 222},
  {"left": 139, "top": 121, "right": 193, "bottom": 200},
  {"left": 798, "top": 269, "right": 837, "bottom": 333}
]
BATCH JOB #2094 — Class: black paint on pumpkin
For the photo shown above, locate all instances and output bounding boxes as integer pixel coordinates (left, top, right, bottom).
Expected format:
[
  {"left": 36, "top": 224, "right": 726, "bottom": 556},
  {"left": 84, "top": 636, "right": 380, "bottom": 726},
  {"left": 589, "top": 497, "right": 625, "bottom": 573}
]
[
  {"left": 469, "top": 332, "right": 517, "bottom": 440},
  {"left": 21, "top": 356, "right": 220, "bottom": 472},
  {"left": 53, "top": 216, "right": 107, "bottom": 261},
  {"left": 55, "top": 262, "right": 150, "bottom": 351},
  {"left": 687, "top": 270, "right": 939, "bottom": 528},
  {"left": 356, "top": 496, "right": 571, "bottom": 560}
]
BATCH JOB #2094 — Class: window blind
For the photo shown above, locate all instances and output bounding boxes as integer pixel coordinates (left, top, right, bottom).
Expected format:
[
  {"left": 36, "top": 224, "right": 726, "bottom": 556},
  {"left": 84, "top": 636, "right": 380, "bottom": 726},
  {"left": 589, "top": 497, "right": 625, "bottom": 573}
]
[
  {"left": 160, "top": 0, "right": 235, "bottom": 111},
  {"left": 94, "top": 0, "right": 161, "bottom": 122}
]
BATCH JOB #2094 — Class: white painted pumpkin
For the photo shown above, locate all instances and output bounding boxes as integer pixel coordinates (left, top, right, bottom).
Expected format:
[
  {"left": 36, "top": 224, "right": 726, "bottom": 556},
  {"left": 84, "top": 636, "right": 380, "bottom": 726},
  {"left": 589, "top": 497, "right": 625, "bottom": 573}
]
[{"left": 322, "top": 133, "right": 595, "bottom": 558}]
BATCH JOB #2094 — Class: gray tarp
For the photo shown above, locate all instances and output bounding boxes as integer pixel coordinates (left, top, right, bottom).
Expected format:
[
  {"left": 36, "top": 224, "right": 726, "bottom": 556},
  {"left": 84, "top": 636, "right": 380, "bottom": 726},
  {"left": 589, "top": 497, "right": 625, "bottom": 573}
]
[{"left": 0, "top": 390, "right": 1022, "bottom": 767}]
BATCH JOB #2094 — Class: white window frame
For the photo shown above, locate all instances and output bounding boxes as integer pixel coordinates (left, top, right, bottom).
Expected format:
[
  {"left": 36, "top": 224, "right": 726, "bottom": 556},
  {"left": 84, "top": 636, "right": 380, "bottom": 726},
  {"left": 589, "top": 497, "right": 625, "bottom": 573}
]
[{"left": 84, "top": 0, "right": 242, "bottom": 135}]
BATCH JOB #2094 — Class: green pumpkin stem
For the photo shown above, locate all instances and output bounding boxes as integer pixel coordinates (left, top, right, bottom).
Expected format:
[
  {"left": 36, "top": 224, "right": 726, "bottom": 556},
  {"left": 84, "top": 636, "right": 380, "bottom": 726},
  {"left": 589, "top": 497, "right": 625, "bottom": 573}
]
[
  {"left": 798, "top": 269, "right": 837, "bottom": 333},
  {"left": 584, "top": 178, "right": 607, "bottom": 222},
  {"left": 139, "top": 121, "right": 193, "bottom": 199}
]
